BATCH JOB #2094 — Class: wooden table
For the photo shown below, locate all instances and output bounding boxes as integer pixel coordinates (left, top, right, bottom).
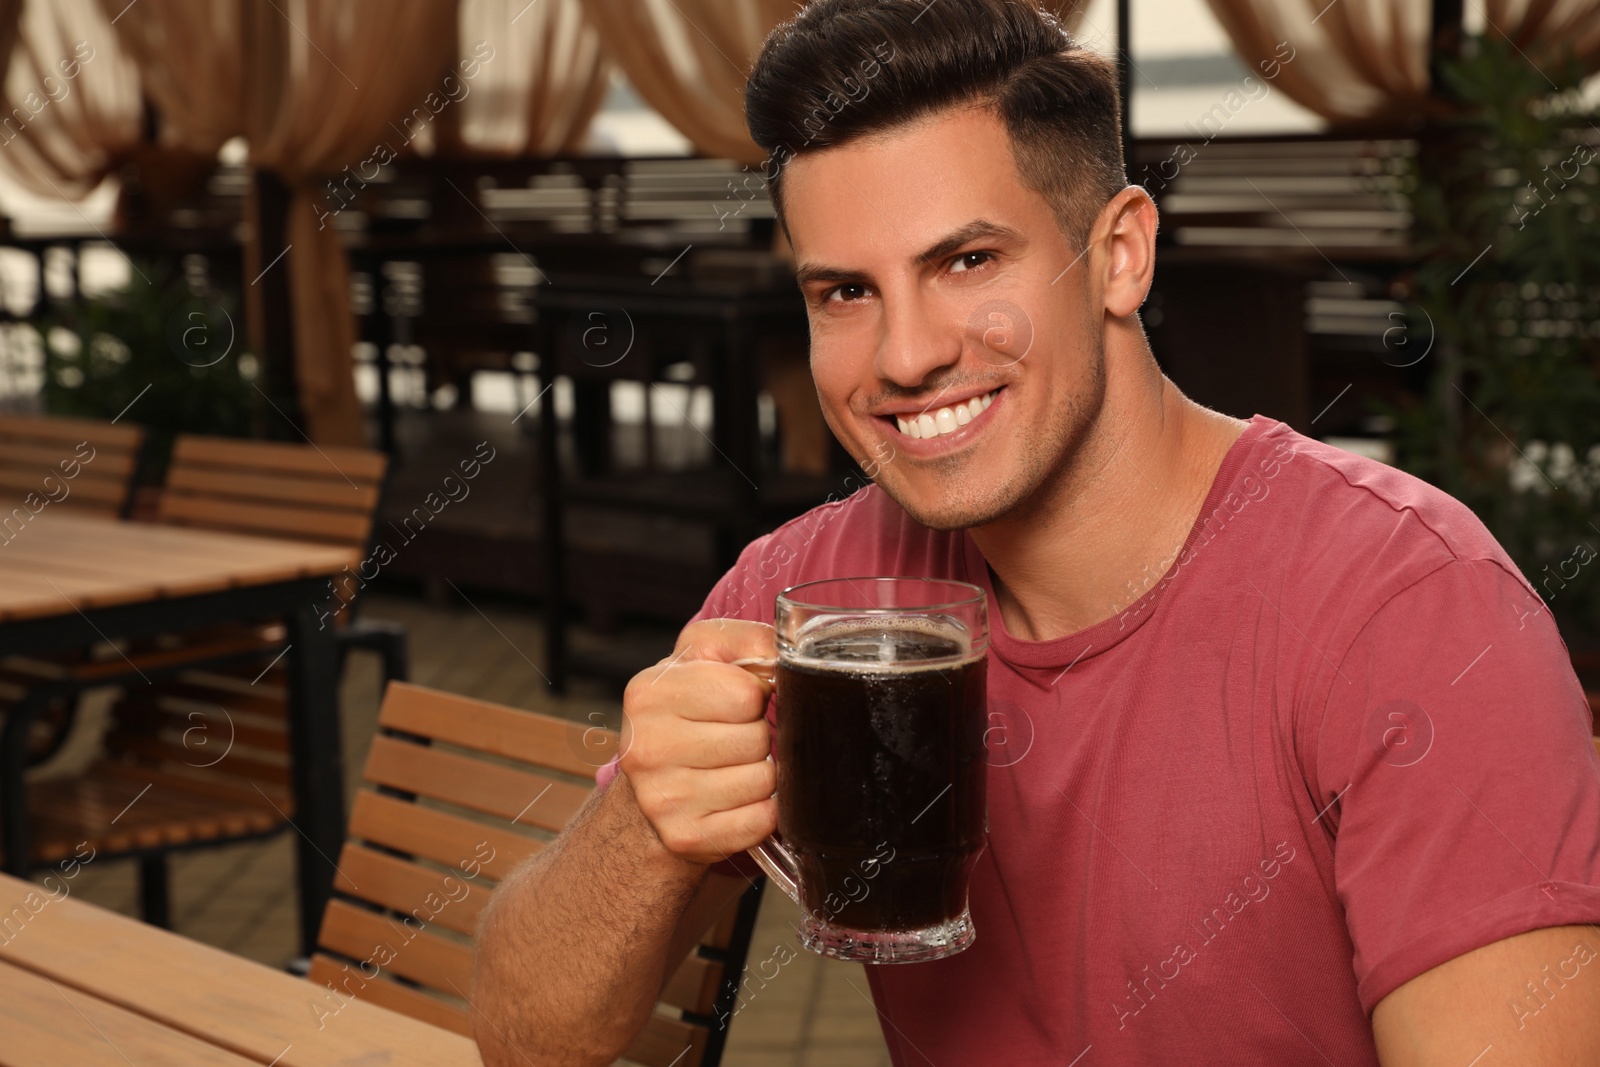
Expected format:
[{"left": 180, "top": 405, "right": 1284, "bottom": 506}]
[
  {"left": 0, "top": 871, "right": 481, "bottom": 1066},
  {"left": 0, "top": 513, "right": 360, "bottom": 954}
]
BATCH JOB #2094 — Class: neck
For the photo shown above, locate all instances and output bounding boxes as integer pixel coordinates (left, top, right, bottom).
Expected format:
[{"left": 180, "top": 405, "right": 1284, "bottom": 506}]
[{"left": 968, "top": 330, "right": 1246, "bottom": 643}]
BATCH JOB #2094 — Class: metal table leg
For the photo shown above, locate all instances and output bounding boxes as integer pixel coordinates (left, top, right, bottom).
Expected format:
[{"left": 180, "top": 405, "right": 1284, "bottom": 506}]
[{"left": 284, "top": 602, "right": 346, "bottom": 957}]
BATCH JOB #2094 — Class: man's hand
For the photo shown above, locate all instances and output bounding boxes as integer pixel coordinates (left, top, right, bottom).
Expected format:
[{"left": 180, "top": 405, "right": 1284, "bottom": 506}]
[{"left": 619, "top": 619, "right": 779, "bottom": 867}]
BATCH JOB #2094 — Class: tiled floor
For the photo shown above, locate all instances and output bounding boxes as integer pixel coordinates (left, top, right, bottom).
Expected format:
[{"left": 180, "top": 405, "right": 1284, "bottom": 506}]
[{"left": 29, "top": 591, "right": 892, "bottom": 1066}]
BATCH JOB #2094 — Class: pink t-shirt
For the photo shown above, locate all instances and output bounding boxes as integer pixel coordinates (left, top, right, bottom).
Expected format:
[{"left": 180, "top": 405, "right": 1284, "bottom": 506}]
[{"left": 598, "top": 415, "right": 1600, "bottom": 1064}]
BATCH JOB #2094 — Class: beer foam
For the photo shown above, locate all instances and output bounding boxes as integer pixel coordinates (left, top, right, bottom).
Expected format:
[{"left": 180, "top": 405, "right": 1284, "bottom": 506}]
[{"left": 784, "top": 615, "right": 985, "bottom": 673}]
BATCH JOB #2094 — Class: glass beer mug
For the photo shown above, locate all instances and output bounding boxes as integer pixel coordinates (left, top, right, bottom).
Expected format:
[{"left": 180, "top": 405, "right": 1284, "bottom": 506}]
[{"left": 744, "top": 577, "right": 989, "bottom": 963}]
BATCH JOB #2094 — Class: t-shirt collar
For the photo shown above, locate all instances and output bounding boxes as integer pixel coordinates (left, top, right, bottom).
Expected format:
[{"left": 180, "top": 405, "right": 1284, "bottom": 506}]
[{"left": 959, "top": 414, "right": 1281, "bottom": 673}]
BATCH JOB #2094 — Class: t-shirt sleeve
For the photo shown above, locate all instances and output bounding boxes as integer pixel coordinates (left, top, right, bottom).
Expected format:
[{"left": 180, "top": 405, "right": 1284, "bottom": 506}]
[
  {"left": 593, "top": 533, "right": 782, "bottom": 880},
  {"left": 1316, "top": 556, "right": 1600, "bottom": 1013}
]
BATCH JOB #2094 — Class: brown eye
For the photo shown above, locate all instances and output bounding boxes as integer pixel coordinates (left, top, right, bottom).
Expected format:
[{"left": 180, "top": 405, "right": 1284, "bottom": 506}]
[{"left": 950, "top": 251, "right": 992, "bottom": 274}]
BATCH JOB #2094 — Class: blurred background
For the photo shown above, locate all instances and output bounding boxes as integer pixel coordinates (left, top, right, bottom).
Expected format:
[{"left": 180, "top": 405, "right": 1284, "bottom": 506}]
[{"left": 1, "top": 0, "right": 1598, "bottom": 1063}]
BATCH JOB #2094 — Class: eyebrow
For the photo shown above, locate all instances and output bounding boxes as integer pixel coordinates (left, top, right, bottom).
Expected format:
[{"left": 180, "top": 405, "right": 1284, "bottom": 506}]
[{"left": 793, "top": 219, "right": 1027, "bottom": 288}]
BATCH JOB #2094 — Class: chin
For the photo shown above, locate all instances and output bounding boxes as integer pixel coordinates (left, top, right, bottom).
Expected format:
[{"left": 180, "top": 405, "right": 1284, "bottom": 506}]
[{"left": 878, "top": 471, "right": 1027, "bottom": 532}]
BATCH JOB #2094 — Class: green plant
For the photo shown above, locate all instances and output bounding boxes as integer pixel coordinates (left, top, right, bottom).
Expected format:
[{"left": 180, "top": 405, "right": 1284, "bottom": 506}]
[
  {"left": 1393, "top": 34, "right": 1600, "bottom": 640},
  {"left": 38, "top": 259, "right": 272, "bottom": 480}
]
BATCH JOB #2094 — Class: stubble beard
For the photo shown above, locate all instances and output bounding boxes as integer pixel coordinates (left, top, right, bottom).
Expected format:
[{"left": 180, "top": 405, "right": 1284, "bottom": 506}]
[{"left": 881, "top": 338, "right": 1109, "bottom": 533}]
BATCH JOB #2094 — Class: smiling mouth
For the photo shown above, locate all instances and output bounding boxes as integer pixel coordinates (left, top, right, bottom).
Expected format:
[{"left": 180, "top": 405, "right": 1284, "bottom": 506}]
[{"left": 888, "top": 388, "right": 1001, "bottom": 440}]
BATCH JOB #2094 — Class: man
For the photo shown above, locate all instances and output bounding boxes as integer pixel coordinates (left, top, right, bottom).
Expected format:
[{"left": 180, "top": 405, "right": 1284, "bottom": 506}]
[{"left": 473, "top": 1, "right": 1600, "bottom": 1063}]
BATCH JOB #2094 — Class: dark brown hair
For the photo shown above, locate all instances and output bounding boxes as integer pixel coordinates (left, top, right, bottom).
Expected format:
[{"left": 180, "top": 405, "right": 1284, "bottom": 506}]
[{"left": 745, "top": 0, "right": 1126, "bottom": 250}]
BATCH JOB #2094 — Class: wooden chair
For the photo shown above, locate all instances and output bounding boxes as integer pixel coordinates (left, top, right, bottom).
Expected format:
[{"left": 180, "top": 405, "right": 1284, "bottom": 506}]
[
  {"left": 0, "top": 413, "right": 145, "bottom": 765},
  {"left": 4, "top": 433, "right": 398, "bottom": 682},
  {"left": 20, "top": 658, "right": 297, "bottom": 924},
  {"left": 307, "top": 682, "right": 765, "bottom": 1067},
  {"left": 0, "top": 412, "right": 144, "bottom": 519},
  {"left": 129, "top": 434, "right": 405, "bottom": 675},
  {"left": 0, "top": 435, "right": 406, "bottom": 925}
]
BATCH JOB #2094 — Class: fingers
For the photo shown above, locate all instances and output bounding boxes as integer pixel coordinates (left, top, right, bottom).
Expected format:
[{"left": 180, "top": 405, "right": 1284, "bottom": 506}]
[
  {"left": 624, "top": 717, "right": 771, "bottom": 773},
  {"left": 672, "top": 618, "right": 777, "bottom": 664},
  {"left": 618, "top": 620, "right": 781, "bottom": 867},
  {"left": 633, "top": 760, "right": 778, "bottom": 821},
  {"left": 626, "top": 659, "right": 771, "bottom": 724},
  {"left": 629, "top": 764, "right": 778, "bottom": 863}
]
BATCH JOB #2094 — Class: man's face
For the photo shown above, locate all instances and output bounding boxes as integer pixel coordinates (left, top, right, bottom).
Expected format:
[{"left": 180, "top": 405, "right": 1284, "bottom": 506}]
[{"left": 784, "top": 104, "right": 1109, "bottom": 531}]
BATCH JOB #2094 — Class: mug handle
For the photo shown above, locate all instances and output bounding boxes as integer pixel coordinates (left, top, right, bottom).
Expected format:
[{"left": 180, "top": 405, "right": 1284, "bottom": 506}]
[{"left": 748, "top": 829, "right": 802, "bottom": 905}]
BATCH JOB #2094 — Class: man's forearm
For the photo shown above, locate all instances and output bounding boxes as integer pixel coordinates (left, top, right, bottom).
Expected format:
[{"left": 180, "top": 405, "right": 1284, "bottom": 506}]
[{"left": 472, "top": 772, "right": 709, "bottom": 1066}]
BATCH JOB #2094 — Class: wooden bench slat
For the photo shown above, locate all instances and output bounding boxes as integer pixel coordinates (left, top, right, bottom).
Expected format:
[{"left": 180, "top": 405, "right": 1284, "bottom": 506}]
[
  {"left": 41, "top": 498, "right": 123, "bottom": 518},
  {"left": 0, "top": 413, "right": 142, "bottom": 449},
  {"left": 24, "top": 762, "right": 288, "bottom": 864},
  {"left": 348, "top": 791, "right": 540, "bottom": 883},
  {"left": 706, "top": 902, "right": 742, "bottom": 951},
  {"left": 171, "top": 435, "right": 387, "bottom": 482},
  {"left": 318, "top": 899, "right": 472, "bottom": 997},
  {"left": 158, "top": 494, "right": 373, "bottom": 547},
  {"left": 0, "top": 441, "right": 138, "bottom": 477},
  {"left": 306, "top": 953, "right": 470, "bottom": 1037},
  {"left": 333, "top": 843, "right": 488, "bottom": 938},
  {"left": 661, "top": 952, "right": 724, "bottom": 1016},
  {"left": 0, "top": 467, "right": 127, "bottom": 501},
  {"left": 363, "top": 736, "right": 587, "bottom": 831},
  {"left": 624, "top": 1013, "right": 709, "bottom": 1067},
  {"left": 103, "top": 734, "right": 292, "bottom": 787},
  {"left": 92, "top": 757, "right": 292, "bottom": 809},
  {"left": 380, "top": 682, "right": 617, "bottom": 778},
  {"left": 110, "top": 707, "right": 289, "bottom": 755},
  {"left": 166, "top": 466, "right": 380, "bottom": 511}
]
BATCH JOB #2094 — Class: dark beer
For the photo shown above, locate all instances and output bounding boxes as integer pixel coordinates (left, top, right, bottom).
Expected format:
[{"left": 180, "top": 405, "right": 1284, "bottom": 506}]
[{"left": 775, "top": 618, "right": 987, "bottom": 933}]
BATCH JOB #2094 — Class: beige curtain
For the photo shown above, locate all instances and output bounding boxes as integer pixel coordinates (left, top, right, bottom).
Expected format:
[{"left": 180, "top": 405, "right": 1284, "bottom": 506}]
[
  {"left": 582, "top": 0, "right": 1090, "bottom": 164},
  {"left": 96, "top": 0, "right": 242, "bottom": 229},
  {"left": 0, "top": 0, "right": 141, "bottom": 201},
  {"left": 242, "top": 0, "right": 459, "bottom": 446},
  {"left": 581, "top": 0, "right": 796, "bottom": 164},
  {"left": 1203, "top": 0, "right": 1600, "bottom": 126},
  {"left": 1484, "top": 0, "right": 1600, "bottom": 71},
  {"left": 1201, "top": 0, "right": 1430, "bottom": 125},
  {"left": 101, "top": 0, "right": 243, "bottom": 155},
  {"left": 451, "top": 0, "right": 611, "bottom": 156}
]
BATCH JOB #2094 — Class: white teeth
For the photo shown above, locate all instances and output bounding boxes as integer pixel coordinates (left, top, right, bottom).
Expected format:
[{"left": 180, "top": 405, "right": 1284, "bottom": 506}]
[{"left": 892, "top": 390, "right": 998, "bottom": 439}]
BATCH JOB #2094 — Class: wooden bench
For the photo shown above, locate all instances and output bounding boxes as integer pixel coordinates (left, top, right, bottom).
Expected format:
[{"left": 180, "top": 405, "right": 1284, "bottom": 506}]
[{"left": 308, "top": 681, "right": 764, "bottom": 1067}]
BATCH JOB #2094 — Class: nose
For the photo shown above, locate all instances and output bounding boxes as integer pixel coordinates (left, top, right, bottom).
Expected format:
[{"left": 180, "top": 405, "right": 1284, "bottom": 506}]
[{"left": 873, "top": 284, "right": 963, "bottom": 389}]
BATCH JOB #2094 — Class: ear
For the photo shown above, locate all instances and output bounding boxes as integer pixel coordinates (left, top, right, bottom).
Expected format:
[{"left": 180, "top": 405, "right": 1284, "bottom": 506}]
[{"left": 1094, "top": 187, "right": 1159, "bottom": 319}]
